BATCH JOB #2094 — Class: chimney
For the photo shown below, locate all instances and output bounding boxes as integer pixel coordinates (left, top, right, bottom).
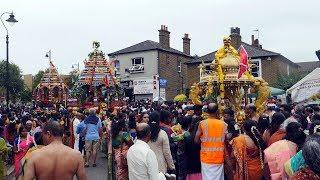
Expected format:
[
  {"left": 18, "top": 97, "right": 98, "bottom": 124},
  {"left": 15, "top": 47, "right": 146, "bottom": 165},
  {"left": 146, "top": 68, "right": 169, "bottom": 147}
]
[
  {"left": 316, "top": 50, "right": 320, "bottom": 61},
  {"left": 251, "top": 35, "right": 255, "bottom": 45},
  {"left": 182, "top": 33, "right": 191, "bottom": 55},
  {"left": 251, "top": 34, "right": 262, "bottom": 48},
  {"left": 230, "top": 27, "right": 241, "bottom": 50},
  {"left": 159, "top": 25, "right": 170, "bottom": 49}
]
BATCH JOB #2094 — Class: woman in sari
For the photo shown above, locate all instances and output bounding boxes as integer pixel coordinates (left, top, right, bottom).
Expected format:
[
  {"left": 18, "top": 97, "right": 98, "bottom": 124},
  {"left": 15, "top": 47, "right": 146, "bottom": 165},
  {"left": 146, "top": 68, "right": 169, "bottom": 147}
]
[
  {"left": 264, "top": 122, "right": 306, "bottom": 180},
  {"left": 0, "top": 127, "right": 9, "bottom": 179},
  {"left": 111, "top": 114, "right": 133, "bottom": 180},
  {"left": 13, "top": 125, "right": 33, "bottom": 179},
  {"left": 18, "top": 131, "right": 44, "bottom": 179},
  {"left": 185, "top": 113, "right": 202, "bottom": 180},
  {"left": 231, "top": 119, "right": 267, "bottom": 180},
  {"left": 290, "top": 134, "right": 320, "bottom": 180},
  {"left": 285, "top": 121, "right": 320, "bottom": 177},
  {"left": 263, "top": 112, "right": 286, "bottom": 146}
]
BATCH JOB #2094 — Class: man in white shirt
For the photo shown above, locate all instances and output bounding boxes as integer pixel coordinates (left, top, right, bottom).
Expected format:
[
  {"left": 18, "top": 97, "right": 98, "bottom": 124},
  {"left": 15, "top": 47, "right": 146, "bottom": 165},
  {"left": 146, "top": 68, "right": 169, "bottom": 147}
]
[
  {"left": 73, "top": 113, "right": 81, "bottom": 151},
  {"left": 127, "top": 123, "right": 166, "bottom": 180}
]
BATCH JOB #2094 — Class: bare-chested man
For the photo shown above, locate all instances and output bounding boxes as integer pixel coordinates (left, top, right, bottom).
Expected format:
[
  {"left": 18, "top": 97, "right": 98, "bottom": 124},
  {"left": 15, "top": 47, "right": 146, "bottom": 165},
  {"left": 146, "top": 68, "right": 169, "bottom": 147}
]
[{"left": 24, "top": 121, "right": 87, "bottom": 180}]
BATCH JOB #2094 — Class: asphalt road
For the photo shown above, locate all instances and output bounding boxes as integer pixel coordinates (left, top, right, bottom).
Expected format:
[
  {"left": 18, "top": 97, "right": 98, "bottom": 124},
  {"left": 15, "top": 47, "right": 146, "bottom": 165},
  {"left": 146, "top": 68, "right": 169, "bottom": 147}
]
[{"left": 75, "top": 153, "right": 108, "bottom": 180}]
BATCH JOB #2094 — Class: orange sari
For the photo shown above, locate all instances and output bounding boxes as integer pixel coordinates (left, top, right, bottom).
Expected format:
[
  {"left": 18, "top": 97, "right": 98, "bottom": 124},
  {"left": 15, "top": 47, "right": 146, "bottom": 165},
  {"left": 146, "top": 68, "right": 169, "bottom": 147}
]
[{"left": 232, "top": 135, "right": 263, "bottom": 180}]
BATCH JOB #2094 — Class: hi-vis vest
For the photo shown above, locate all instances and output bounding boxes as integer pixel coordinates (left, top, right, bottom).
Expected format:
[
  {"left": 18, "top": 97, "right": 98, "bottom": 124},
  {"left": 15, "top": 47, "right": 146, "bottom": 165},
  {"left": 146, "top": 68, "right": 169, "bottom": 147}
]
[{"left": 200, "top": 118, "right": 226, "bottom": 164}]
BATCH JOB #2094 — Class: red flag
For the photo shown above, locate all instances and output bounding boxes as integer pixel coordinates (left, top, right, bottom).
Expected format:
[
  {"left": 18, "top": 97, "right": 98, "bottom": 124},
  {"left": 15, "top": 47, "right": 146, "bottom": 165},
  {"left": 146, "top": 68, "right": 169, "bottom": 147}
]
[
  {"left": 238, "top": 45, "right": 249, "bottom": 79},
  {"left": 49, "top": 60, "right": 55, "bottom": 68}
]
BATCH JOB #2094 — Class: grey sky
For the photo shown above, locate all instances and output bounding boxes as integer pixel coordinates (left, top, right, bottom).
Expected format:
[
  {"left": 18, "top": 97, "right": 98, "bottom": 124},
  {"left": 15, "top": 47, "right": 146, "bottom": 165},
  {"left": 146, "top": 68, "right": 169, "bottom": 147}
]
[{"left": 1, "top": 0, "right": 319, "bottom": 75}]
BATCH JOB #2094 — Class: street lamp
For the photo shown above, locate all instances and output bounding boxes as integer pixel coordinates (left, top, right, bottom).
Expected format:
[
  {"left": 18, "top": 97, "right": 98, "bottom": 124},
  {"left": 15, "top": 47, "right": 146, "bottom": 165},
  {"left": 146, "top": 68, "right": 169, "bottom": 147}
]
[
  {"left": 1, "top": 12, "right": 18, "bottom": 108},
  {"left": 71, "top": 63, "right": 80, "bottom": 72}
]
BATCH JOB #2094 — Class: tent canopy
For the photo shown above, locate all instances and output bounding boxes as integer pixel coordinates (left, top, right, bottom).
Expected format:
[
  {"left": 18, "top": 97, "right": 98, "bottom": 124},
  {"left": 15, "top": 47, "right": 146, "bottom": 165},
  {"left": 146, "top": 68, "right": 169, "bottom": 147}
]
[
  {"left": 287, "top": 68, "right": 320, "bottom": 103},
  {"left": 248, "top": 87, "right": 285, "bottom": 98},
  {"left": 270, "top": 87, "right": 286, "bottom": 96}
]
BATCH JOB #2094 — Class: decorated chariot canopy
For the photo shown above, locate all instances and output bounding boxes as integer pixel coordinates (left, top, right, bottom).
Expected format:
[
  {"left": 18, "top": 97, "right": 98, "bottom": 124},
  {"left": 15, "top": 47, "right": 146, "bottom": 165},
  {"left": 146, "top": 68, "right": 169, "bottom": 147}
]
[
  {"left": 190, "top": 36, "right": 271, "bottom": 123},
  {"left": 77, "top": 41, "right": 118, "bottom": 87},
  {"left": 33, "top": 58, "right": 68, "bottom": 104}
]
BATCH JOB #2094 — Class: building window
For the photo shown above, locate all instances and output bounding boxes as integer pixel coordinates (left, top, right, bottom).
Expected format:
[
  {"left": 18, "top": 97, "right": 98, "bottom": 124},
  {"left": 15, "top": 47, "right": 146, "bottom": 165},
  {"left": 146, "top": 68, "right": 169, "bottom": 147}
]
[
  {"left": 177, "top": 61, "right": 182, "bottom": 73},
  {"left": 250, "top": 59, "right": 262, "bottom": 77},
  {"left": 130, "top": 57, "right": 144, "bottom": 73},
  {"left": 132, "top": 57, "right": 144, "bottom": 66},
  {"left": 114, "top": 60, "right": 120, "bottom": 75},
  {"left": 287, "top": 65, "right": 290, "bottom": 75}
]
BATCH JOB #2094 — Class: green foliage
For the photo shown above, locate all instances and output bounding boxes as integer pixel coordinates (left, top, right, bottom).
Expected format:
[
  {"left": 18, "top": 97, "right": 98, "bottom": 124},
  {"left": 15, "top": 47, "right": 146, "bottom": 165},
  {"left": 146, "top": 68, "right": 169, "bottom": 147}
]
[
  {"left": 32, "top": 70, "right": 45, "bottom": 90},
  {"left": 19, "top": 87, "right": 32, "bottom": 102},
  {"left": 65, "top": 70, "right": 79, "bottom": 89},
  {"left": 274, "top": 71, "right": 309, "bottom": 90},
  {"left": 66, "top": 70, "right": 80, "bottom": 99},
  {"left": 0, "top": 60, "right": 24, "bottom": 101},
  {"left": 174, "top": 94, "right": 187, "bottom": 102}
]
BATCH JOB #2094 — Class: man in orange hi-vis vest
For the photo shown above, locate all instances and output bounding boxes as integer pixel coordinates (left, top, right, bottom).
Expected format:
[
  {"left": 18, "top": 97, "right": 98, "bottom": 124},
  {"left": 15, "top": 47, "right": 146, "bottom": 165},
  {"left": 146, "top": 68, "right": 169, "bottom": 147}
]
[{"left": 195, "top": 103, "right": 227, "bottom": 180}]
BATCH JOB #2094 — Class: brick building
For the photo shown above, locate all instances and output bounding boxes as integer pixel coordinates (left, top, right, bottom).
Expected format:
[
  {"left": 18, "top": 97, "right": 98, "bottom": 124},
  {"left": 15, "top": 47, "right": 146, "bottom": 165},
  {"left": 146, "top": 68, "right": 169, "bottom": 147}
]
[
  {"left": 108, "top": 25, "right": 193, "bottom": 100},
  {"left": 296, "top": 61, "right": 320, "bottom": 74},
  {"left": 23, "top": 74, "right": 33, "bottom": 90},
  {"left": 186, "top": 27, "right": 299, "bottom": 88}
]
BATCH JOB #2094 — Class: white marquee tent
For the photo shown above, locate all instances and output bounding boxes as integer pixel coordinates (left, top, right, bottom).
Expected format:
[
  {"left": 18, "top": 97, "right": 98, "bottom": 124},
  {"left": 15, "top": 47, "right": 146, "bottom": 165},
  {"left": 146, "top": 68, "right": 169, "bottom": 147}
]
[{"left": 287, "top": 68, "right": 320, "bottom": 103}]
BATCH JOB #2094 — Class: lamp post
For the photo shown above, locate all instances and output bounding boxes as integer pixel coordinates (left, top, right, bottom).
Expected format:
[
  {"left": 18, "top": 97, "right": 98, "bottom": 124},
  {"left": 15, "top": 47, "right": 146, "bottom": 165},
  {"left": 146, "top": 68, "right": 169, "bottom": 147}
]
[
  {"left": 1, "top": 12, "right": 18, "bottom": 108},
  {"left": 71, "top": 62, "right": 80, "bottom": 72}
]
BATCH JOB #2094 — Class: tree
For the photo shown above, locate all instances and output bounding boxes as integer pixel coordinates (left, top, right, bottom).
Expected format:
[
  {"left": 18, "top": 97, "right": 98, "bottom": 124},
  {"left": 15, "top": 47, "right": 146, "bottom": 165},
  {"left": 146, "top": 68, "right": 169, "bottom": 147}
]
[
  {"left": 32, "top": 70, "right": 45, "bottom": 90},
  {"left": 0, "top": 60, "right": 24, "bottom": 101},
  {"left": 274, "top": 71, "right": 309, "bottom": 90},
  {"left": 19, "top": 86, "right": 32, "bottom": 103},
  {"left": 63, "top": 70, "right": 79, "bottom": 90}
]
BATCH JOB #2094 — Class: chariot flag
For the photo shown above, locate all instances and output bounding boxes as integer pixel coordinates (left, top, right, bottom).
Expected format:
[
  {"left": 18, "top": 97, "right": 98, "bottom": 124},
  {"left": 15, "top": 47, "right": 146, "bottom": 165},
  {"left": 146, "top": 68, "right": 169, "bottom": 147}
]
[{"left": 238, "top": 45, "right": 249, "bottom": 79}]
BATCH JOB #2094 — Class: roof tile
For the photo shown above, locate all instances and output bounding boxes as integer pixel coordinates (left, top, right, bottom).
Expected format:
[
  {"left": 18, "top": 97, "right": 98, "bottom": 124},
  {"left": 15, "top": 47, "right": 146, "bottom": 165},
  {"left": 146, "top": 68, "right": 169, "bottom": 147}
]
[
  {"left": 186, "top": 42, "right": 280, "bottom": 64},
  {"left": 108, "top": 40, "right": 190, "bottom": 57}
]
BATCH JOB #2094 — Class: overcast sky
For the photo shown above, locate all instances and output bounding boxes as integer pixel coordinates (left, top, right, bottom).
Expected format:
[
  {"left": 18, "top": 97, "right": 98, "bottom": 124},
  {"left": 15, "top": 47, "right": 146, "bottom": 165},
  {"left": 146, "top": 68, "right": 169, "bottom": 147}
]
[{"left": 1, "top": 0, "right": 319, "bottom": 75}]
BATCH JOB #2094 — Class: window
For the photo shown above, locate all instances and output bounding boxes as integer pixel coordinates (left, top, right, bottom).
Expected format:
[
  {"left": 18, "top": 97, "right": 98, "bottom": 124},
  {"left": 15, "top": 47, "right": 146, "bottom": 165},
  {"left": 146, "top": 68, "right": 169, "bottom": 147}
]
[
  {"left": 177, "top": 61, "right": 182, "bottom": 73},
  {"left": 132, "top": 57, "right": 144, "bottom": 66},
  {"left": 114, "top": 60, "right": 120, "bottom": 75},
  {"left": 250, "top": 59, "right": 262, "bottom": 77},
  {"left": 130, "top": 57, "right": 144, "bottom": 73},
  {"left": 287, "top": 65, "right": 290, "bottom": 75}
]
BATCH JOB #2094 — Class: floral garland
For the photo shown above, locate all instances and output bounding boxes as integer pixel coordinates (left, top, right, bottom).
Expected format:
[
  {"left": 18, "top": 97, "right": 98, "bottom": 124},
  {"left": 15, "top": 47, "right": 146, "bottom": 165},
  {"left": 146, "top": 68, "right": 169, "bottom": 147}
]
[
  {"left": 189, "top": 83, "right": 202, "bottom": 105},
  {"left": 217, "top": 64, "right": 225, "bottom": 99},
  {"left": 245, "top": 72, "right": 270, "bottom": 115}
]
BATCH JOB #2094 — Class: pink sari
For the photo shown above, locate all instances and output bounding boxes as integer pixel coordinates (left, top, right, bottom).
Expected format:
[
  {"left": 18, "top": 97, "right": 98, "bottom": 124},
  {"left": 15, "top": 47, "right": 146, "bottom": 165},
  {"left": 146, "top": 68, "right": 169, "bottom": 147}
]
[
  {"left": 264, "top": 140, "right": 297, "bottom": 180},
  {"left": 14, "top": 135, "right": 33, "bottom": 177}
]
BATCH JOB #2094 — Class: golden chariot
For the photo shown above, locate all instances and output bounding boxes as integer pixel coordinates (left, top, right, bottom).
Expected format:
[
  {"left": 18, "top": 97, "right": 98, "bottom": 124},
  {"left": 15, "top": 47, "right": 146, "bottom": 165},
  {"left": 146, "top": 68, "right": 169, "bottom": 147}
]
[{"left": 189, "top": 37, "right": 271, "bottom": 123}]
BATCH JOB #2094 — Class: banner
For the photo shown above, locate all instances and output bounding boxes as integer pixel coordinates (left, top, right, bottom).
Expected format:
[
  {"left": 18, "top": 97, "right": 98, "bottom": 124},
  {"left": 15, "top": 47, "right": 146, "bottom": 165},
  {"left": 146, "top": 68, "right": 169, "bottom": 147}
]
[{"left": 133, "top": 79, "right": 154, "bottom": 95}]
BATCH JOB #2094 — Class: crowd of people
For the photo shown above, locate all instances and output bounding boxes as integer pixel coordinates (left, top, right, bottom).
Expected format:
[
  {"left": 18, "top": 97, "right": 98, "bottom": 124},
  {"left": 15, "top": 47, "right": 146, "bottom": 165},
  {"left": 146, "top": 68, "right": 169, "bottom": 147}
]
[{"left": 0, "top": 98, "right": 319, "bottom": 180}]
